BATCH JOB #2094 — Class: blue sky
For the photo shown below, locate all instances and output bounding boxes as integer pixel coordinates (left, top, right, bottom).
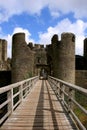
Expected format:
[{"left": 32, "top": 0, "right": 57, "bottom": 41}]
[{"left": 0, "top": 0, "right": 87, "bottom": 57}]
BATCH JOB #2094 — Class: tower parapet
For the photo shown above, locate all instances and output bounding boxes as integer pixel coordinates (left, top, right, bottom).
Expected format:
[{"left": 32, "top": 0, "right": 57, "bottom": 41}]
[
  {"left": 28, "top": 42, "right": 33, "bottom": 49},
  {"left": 34, "top": 44, "right": 40, "bottom": 49},
  {"left": 40, "top": 45, "right": 44, "bottom": 48}
]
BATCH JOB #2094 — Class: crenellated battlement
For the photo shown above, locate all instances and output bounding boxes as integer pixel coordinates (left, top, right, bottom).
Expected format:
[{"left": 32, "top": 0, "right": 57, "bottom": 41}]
[{"left": 28, "top": 43, "right": 45, "bottom": 50}]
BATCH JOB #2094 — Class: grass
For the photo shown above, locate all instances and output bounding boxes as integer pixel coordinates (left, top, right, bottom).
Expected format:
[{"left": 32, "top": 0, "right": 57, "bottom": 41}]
[{"left": 74, "top": 91, "right": 87, "bottom": 129}]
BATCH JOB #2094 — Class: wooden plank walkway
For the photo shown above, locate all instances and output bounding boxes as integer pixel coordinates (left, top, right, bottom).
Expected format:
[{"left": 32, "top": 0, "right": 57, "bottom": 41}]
[{"left": 0, "top": 80, "right": 78, "bottom": 130}]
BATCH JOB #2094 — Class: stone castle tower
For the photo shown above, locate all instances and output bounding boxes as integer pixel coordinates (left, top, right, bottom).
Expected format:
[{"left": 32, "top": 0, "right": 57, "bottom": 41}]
[
  {"left": 0, "top": 39, "right": 8, "bottom": 70},
  {"left": 46, "top": 33, "right": 75, "bottom": 84},
  {"left": 12, "top": 33, "right": 35, "bottom": 83},
  {"left": 12, "top": 33, "right": 48, "bottom": 83},
  {"left": 84, "top": 38, "right": 87, "bottom": 60},
  {"left": 0, "top": 39, "right": 7, "bottom": 61}
]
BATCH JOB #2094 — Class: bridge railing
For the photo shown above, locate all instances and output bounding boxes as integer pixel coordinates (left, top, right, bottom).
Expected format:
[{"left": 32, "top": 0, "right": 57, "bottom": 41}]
[
  {"left": 0, "top": 76, "right": 39, "bottom": 125},
  {"left": 48, "top": 76, "right": 87, "bottom": 130}
]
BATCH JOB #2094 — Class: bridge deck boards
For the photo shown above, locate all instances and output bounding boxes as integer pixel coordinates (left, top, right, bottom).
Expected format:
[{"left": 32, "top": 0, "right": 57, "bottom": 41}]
[{"left": 1, "top": 80, "right": 78, "bottom": 130}]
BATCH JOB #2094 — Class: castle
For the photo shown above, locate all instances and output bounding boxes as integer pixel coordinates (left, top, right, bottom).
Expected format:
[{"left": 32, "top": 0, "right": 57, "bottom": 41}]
[
  {"left": 0, "top": 32, "right": 87, "bottom": 88},
  {"left": 12, "top": 33, "right": 75, "bottom": 84}
]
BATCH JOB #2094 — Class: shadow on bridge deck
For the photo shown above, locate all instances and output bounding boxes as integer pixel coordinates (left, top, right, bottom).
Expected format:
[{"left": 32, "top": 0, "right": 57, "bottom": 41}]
[{"left": 1, "top": 80, "right": 78, "bottom": 130}]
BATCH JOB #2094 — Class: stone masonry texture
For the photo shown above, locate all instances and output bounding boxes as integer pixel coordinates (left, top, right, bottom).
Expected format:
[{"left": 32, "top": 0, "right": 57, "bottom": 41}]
[
  {"left": 47, "top": 33, "right": 75, "bottom": 84},
  {"left": 12, "top": 33, "right": 34, "bottom": 83},
  {"left": 11, "top": 32, "right": 87, "bottom": 89}
]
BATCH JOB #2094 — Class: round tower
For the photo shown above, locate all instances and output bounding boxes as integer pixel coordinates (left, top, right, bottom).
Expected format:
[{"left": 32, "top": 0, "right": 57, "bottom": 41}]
[
  {"left": 52, "top": 33, "right": 75, "bottom": 84},
  {"left": 59, "top": 33, "right": 75, "bottom": 83},
  {"left": 12, "top": 33, "right": 34, "bottom": 83},
  {"left": 51, "top": 34, "right": 59, "bottom": 77},
  {"left": 84, "top": 38, "right": 87, "bottom": 59},
  {"left": 2, "top": 39, "right": 7, "bottom": 61},
  {"left": 0, "top": 39, "right": 2, "bottom": 61}
]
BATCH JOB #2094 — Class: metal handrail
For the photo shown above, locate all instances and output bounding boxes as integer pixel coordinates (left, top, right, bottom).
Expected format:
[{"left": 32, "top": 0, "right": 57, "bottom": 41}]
[{"left": 48, "top": 76, "right": 87, "bottom": 130}]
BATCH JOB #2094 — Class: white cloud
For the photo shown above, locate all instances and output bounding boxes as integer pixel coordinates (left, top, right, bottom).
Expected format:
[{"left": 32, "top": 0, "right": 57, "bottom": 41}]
[
  {"left": 51, "top": 11, "right": 60, "bottom": 18},
  {"left": 38, "top": 18, "right": 87, "bottom": 55},
  {"left": 0, "top": 0, "right": 47, "bottom": 22},
  {"left": 0, "top": 0, "right": 87, "bottom": 22},
  {"left": 47, "top": 0, "right": 87, "bottom": 18}
]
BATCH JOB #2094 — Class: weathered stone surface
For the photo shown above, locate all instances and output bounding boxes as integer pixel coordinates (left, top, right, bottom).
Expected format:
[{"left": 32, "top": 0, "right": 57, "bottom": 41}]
[
  {"left": 11, "top": 32, "right": 87, "bottom": 88},
  {"left": 12, "top": 33, "right": 48, "bottom": 83},
  {"left": 84, "top": 38, "right": 87, "bottom": 59},
  {"left": 12, "top": 33, "right": 35, "bottom": 83},
  {"left": 0, "top": 39, "right": 8, "bottom": 71},
  {"left": 0, "top": 31, "right": 87, "bottom": 89},
  {"left": 0, "top": 39, "right": 7, "bottom": 62},
  {"left": 47, "top": 33, "right": 75, "bottom": 84}
]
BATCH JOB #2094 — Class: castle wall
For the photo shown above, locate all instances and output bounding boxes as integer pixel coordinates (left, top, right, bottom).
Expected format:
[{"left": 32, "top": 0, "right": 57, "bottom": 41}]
[
  {"left": 75, "top": 70, "right": 87, "bottom": 89},
  {"left": 0, "top": 30, "right": 87, "bottom": 89},
  {"left": 33, "top": 45, "right": 47, "bottom": 76},
  {"left": 11, "top": 31, "right": 87, "bottom": 87},
  {"left": 35, "top": 49, "right": 47, "bottom": 65},
  {"left": 12, "top": 33, "right": 34, "bottom": 83}
]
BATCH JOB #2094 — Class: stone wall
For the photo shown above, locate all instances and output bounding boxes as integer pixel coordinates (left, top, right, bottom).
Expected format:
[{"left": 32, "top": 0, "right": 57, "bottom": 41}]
[
  {"left": 84, "top": 38, "right": 87, "bottom": 59},
  {"left": 33, "top": 47, "right": 47, "bottom": 75},
  {"left": 11, "top": 32, "right": 87, "bottom": 88},
  {"left": 0, "top": 31, "right": 87, "bottom": 90},
  {"left": 75, "top": 70, "right": 87, "bottom": 89}
]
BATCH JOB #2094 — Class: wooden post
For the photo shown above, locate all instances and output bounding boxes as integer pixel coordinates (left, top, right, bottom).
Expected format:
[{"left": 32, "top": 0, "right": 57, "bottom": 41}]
[
  {"left": 56, "top": 82, "right": 60, "bottom": 97},
  {"left": 68, "top": 88, "right": 73, "bottom": 113},
  {"left": 7, "top": 88, "right": 13, "bottom": 114},
  {"left": 19, "top": 84, "right": 23, "bottom": 102},
  {"left": 60, "top": 83, "right": 65, "bottom": 102}
]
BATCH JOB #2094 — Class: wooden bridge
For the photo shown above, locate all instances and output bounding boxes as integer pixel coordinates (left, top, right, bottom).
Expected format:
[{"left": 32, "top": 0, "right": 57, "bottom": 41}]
[{"left": 0, "top": 76, "right": 87, "bottom": 130}]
